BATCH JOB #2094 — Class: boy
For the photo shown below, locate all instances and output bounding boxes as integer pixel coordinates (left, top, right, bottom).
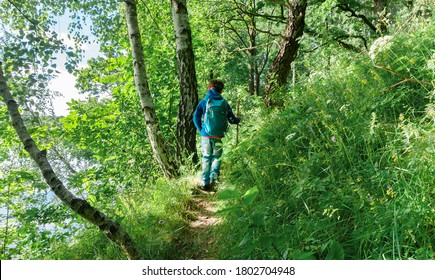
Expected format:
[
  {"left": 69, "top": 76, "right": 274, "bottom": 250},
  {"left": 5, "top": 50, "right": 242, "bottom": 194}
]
[{"left": 193, "top": 79, "right": 240, "bottom": 191}]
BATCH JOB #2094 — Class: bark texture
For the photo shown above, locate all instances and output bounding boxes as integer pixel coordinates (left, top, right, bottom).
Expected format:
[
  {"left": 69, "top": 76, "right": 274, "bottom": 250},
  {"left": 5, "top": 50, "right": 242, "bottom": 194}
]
[
  {"left": 248, "top": 11, "right": 260, "bottom": 96},
  {"left": 0, "top": 64, "right": 143, "bottom": 260},
  {"left": 124, "top": 0, "right": 178, "bottom": 178},
  {"left": 263, "top": 0, "right": 307, "bottom": 107},
  {"left": 171, "top": 0, "right": 199, "bottom": 164}
]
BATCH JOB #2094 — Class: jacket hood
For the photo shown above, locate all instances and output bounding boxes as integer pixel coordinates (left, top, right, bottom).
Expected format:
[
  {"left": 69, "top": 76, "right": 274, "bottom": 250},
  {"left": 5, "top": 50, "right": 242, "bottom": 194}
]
[{"left": 205, "top": 88, "right": 223, "bottom": 100}]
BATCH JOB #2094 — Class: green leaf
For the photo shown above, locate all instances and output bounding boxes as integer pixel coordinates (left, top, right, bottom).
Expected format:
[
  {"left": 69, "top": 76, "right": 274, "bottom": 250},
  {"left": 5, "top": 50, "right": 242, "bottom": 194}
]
[
  {"left": 291, "top": 185, "right": 303, "bottom": 198},
  {"left": 87, "top": 194, "right": 97, "bottom": 205},
  {"left": 239, "top": 234, "right": 251, "bottom": 247},
  {"left": 242, "top": 186, "right": 259, "bottom": 206},
  {"left": 326, "top": 240, "right": 344, "bottom": 260},
  {"left": 250, "top": 211, "right": 265, "bottom": 226},
  {"left": 292, "top": 250, "right": 317, "bottom": 260},
  {"left": 259, "top": 235, "right": 273, "bottom": 249},
  {"left": 217, "top": 189, "right": 240, "bottom": 200},
  {"left": 256, "top": 1, "right": 265, "bottom": 11},
  {"left": 216, "top": 206, "right": 242, "bottom": 215}
]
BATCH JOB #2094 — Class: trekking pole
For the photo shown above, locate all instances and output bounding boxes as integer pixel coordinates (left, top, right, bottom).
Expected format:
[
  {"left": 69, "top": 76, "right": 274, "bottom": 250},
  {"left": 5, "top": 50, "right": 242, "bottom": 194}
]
[{"left": 235, "top": 98, "right": 240, "bottom": 146}]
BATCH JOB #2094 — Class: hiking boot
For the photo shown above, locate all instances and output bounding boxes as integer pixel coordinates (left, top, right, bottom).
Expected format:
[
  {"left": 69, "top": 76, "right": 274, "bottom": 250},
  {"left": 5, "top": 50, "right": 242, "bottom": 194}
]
[
  {"left": 200, "top": 184, "right": 212, "bottom": 192},
  {"left": 210, "top": 177, "right": 219, "bottom": 188}
]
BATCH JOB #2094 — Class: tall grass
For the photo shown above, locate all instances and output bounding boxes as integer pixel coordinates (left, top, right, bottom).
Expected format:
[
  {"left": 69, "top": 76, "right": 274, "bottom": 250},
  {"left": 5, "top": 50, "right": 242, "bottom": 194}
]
[
  {"left": 48, "top": 176, "right": 194, "bottom": 259},
  {"left": 215, "top": 22, "right": 434, "bottom": 260}
]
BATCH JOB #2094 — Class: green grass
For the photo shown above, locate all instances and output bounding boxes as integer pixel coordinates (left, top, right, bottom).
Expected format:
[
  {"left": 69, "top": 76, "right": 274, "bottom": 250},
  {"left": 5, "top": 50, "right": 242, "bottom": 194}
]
[
  {"left": 48, "top": 176, "right": 195, "bottom": 260},
  {"left": 213, "top": 23, "right": 435, "bottom": 260}
]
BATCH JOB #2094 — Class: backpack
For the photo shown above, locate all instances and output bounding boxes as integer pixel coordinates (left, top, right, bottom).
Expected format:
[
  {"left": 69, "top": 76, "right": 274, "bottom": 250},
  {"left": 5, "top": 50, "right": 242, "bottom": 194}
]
[{"left": 203, "top": 98, "right": 228, "bottom": 136}]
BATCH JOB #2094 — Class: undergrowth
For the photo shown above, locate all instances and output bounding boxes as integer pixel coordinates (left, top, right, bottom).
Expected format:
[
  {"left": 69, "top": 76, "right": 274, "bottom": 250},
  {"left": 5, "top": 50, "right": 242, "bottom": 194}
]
[
  {"left": 215, "top": 22, "right": 434, "bottom": 260},
  {"left": 49, "top": 176, "right": 194, "bottom": 260}
]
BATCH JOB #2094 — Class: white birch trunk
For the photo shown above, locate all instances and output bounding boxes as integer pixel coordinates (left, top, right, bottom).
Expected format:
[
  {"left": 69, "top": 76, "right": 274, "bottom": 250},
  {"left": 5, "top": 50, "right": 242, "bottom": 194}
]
[
  {"left": 124, "top": 0, "right": 178, "bottom": 178},
  {"left": 0, "top": 63, "right": 143, "bottom": 260}
]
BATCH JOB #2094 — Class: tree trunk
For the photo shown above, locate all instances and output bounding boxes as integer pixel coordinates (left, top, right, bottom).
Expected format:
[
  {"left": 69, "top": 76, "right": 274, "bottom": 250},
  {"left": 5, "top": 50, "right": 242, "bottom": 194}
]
[
  {"left": 124, "top": 0, "right": 178, "bottom": 178},
  {"left": 0, "top": 64, "right": 143, "bottom": 260},
  {"left": 171, "top": 0, "right": 199, "bottom": 164},
  {"left": 263, "top": 0, "right": 307, "bottom": 107},
  {"left": 248, "top": 10, "right": 259, "bottom": 96}
]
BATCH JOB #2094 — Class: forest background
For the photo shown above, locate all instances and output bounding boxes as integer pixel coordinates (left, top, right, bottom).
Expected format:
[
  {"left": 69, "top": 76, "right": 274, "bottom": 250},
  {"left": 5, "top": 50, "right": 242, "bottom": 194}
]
[{"left": 0, "top": 0, "right": 434, "bottom": 260}]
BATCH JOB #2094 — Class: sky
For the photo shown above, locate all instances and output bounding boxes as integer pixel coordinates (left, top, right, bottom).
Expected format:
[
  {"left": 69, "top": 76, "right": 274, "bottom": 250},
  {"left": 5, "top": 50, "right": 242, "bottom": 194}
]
[{"left": 48, "top": 14, "right": 100, "bottom": 116}]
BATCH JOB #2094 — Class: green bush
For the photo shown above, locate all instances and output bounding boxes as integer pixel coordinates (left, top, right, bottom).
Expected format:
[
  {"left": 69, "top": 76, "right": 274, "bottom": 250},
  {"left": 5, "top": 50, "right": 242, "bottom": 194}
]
[{"left": 216, "top": 22, "right": 434, "bottom": 260}]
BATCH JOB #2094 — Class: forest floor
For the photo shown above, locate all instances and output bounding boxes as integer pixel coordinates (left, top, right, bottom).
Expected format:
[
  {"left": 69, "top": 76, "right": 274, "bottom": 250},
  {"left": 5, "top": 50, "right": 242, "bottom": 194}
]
[{"left": 176, "top": 186, "right": 222, "bottom": 260}]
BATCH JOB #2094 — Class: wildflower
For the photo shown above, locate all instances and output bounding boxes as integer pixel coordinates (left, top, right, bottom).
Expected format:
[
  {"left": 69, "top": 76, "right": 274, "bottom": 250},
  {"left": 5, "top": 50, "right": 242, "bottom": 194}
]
[
  {"left": 369, "top": 36, "right": 393, "bottom": 60},
  {"left": 331, "top": 136, "right": 337, "bottom": 143},
  {"left": 425, "top": 106, "right": 435, "bottom": 118},
  {"left": 386, "top": 185, "right": 394, "bottom": 198},
  {"left": 298, "top": 157, "right": 306, "bottom": 163},
  {"left": 323, "top": 206, "right": 339, "bottom": 218},
  {"left": 369, "top": 196, "right": 375, "bottom": 211},
  {"left": 285, "top": 133, "right": 296, "bottom": 141}
]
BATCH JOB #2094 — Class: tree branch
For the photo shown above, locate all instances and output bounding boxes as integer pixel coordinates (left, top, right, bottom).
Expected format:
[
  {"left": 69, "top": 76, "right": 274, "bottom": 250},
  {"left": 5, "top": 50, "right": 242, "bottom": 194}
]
[
  {"left": 334, "top": 34, "right": 368, "bottom": 50},
  {"left": 51, "top": 146, "right": 78, "bottom": 174},
  {"left": 231, "top": 0, "right": 287, "bottom": 23},
  {"left": 373, "top": 64, "right": 435, "bottom": 90},
  {"left": 0, "top": 62, "right": 143, "bottom": 260},
  {"left": 229, "top": 41, "right": 276, "bottom": 54},
  {"left": 6, "top": 0, "right": 59, "bottom": 40},
  {"left": 254, "top": 27, "right": 285, "bottom": 38},
  {"left": 336, "top": 3, "right": 377, "bottom": 33},
  {"left": 224, "top": 21, "right": 249, "bottom": 48},
  {"left": 336, "top": 40, "right": 361, "bottom": 52},
  {"left": 139, "top": 0, "right": 172, "bottom": 42},
  {"left": 6, "top": 0, "right": 40, "bottom": 29}
]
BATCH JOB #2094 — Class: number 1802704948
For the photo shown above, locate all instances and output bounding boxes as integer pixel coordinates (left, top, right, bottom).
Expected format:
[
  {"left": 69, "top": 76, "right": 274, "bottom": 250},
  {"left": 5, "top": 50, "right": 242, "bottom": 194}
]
[{"left": 235, "top": 266, "right": 295, "bottom": 276}]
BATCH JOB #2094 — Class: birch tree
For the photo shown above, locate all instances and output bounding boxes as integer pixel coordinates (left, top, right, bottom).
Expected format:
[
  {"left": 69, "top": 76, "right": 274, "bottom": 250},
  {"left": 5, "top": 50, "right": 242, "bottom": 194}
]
[
  {"left": 0, "top": 64, "right": 143, "bottom": 260},
  {"left": 171, "top": 0, "right": 199, "bottom": 164},
  {"left": 124, "top": 0, "right": 179, "bottom": 178}
]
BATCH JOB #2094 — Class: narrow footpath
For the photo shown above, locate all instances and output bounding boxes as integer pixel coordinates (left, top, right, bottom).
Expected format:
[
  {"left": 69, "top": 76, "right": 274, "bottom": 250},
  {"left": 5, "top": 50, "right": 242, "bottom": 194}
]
[{"left": 176, "top": 189, "right": 222, "bottom": 259}]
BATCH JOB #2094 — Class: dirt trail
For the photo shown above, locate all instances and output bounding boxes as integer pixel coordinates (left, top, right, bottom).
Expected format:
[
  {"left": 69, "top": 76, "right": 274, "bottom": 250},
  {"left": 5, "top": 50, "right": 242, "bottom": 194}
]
[{"left": 177, "top": 189, "right": 222, "bottom": 259}]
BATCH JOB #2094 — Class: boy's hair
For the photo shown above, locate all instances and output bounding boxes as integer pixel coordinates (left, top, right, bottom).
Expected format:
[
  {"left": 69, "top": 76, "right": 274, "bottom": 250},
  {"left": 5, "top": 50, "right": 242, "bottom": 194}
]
[{"left": 208, "top": 79, "right": 224, "bottom": 93}]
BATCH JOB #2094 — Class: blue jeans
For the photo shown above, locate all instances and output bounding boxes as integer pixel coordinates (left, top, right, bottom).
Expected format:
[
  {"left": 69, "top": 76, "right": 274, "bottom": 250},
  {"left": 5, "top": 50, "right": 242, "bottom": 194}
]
[{"left": 201, "top": 137, "right": 223, "bottom": 186}]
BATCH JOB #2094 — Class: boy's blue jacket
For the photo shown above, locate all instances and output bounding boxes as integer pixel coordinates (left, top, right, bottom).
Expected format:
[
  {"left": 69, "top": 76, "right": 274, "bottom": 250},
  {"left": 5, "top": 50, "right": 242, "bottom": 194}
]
[{"left": 193, "top": 88, "right": 240, "bottom": 137}]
